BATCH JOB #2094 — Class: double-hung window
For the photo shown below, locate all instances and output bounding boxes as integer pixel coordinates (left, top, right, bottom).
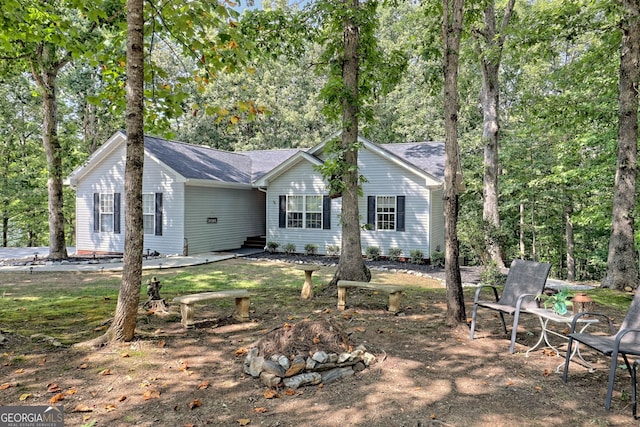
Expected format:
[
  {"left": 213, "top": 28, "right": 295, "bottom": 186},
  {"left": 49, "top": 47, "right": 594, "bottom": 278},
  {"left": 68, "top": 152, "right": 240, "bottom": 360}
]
[
  {"left": 93, "top": 192, "right": 120, "bottom": 234},
  {"left": 376, "top": 196, "right": 396, "bottom": 230},
  {"left": 100, "top": 194, "right": 114, "bottom": 232},
  {"left": 143, "top": 193, "right": 156, "bottom": 235},
  {"left": 280, "top": 195, "right": 330, "bottom": 230},
  {"left": 367, "top": 195, "right": 405, "bottom": 232}
]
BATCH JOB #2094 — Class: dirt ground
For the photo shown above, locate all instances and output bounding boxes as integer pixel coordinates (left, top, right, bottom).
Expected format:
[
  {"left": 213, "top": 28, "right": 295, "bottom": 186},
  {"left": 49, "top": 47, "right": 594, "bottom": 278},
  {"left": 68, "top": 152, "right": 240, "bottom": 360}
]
[{"left": 0, "top": 258, "right": 637, "bottom": 427}]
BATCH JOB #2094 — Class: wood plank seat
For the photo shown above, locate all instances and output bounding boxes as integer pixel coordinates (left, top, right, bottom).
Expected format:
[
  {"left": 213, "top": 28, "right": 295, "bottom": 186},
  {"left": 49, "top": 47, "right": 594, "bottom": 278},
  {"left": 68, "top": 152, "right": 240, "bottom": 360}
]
[
  {"left": 173, "top": 290, "right": 250, "bottom": 329},
  {"left": 337, "top": 280, "right": 405, "bottom": 313}
]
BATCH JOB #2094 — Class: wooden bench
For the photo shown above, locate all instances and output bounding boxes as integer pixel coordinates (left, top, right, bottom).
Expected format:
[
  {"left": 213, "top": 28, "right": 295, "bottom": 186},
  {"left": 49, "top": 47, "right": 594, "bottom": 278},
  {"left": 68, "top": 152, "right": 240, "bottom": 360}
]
[
  {"left": 173, "top": 290, "right": 250, "bottom": 329},
  {"left": 337, "top": 280, "right": 405, "bottom": 313}
]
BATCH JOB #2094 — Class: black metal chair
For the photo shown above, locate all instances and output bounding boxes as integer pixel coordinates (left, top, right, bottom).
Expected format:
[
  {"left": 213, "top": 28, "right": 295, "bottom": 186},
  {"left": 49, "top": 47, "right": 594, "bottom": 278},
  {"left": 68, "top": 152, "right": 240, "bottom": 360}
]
[
  {"left": 469, "top": 259, "right": 552, "bottom": 353},
  {"left": 562, "top": 290, "right": 640, "bottom": 412}
]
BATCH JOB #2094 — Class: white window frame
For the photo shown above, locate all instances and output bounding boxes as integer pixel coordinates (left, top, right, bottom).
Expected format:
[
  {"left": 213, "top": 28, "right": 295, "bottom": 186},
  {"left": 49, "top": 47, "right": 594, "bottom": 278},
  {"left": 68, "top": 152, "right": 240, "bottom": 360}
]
[
  {"left": 142, "top": 193, "right": 155, "bottom": 235},
  {"left": 99, "top": 193, "right": 114, "bottom": 232},
  {"left": 376, "top": 195, "right": 396, "bottom": 231},
  {"left": 287, "top": 195, "right": 323, "bottom": 229}
]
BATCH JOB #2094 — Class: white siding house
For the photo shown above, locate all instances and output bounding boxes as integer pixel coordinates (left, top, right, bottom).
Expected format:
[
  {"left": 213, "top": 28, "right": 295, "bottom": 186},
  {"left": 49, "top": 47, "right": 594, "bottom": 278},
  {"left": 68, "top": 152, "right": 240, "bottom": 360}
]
[{"left": 66, "top": 131, "right": 445, "bottom": 261}]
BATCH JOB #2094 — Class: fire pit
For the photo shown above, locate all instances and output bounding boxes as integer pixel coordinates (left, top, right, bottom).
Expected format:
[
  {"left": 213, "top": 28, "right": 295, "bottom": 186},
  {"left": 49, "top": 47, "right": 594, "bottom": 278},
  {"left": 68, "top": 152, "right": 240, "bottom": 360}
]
[{"left": 243, "top": 318, "right": 376, "bottom": 388}]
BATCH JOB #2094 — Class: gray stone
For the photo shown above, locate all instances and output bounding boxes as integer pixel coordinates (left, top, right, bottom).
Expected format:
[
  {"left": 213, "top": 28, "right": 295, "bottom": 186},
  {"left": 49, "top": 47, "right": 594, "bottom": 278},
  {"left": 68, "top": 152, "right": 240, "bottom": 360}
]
[
  {"left": 320, "top": 367, "right": 354, "bottom": 384},
  {"left": 260, "top": 372, "right": 282, "bottom": 387},
  {"left": 312, "top": 351, "right": 328, "bottom": 363},
  {"left": 261, "top": 359, "right": 286, "bottom": 377},
  {"left": 283, "top": 372, "right": 321, "bottom": 389}
]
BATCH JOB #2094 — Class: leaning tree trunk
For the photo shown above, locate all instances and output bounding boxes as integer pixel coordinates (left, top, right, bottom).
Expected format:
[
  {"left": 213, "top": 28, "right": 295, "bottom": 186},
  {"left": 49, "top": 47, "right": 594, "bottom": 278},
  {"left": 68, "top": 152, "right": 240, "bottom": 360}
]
[
  {"left": 442, "top": 0, "right": 466, "bottom": 326},
  {"left": 329, "top": 0, "right": 371, "bottom": 286},
  {"left": 602, "top": 0, "right": 640, "bottom": 290}
]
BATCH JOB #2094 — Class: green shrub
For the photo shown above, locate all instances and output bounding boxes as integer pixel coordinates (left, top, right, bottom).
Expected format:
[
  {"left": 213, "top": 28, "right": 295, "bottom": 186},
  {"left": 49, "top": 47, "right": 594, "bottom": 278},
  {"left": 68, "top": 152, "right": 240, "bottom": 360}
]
[
  {"left": 304, "top": 243, "right": 318, "bottom": 255},
  {"left": 431, "top": 250, "right": 445, "bottom": 267},
  {"left": 266, "top": 241, "right": 280, "bottom": 253},
  {"left": 282, "top": 243, "right": 296, "bottom": 254},
  {"left": 365, "top": 246, "right": 381, "bottom": 260},
  {"left": 326, "top": 244, "right": 341, "bottom": 256},
  {"left": 409, "top": 249, "right": 425, "bottom": 264},
  {"left": 387, "top": 248, "right": 403, "bottom": 262}
]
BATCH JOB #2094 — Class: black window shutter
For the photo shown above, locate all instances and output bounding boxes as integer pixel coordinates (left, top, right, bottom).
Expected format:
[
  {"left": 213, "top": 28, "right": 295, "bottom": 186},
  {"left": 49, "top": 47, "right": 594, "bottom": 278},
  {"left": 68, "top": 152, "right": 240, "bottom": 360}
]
[
  {"left": 396, "top": 196, "right": 405, "bottom": 232},
  {"left": 323, "top": 195, "right": 331, "bottom": 229},
  {"left": 279, "top": 195, "right": 286, "bottom": 228},
  {"left": 93, "top": 193, "right": 100, "bottom": 232},
  {"left": 367, "top": 196, "right": 376, "bottom": 228},
  {"left": 113, "top": 193, "right": 121, "bottom": 234},
  {"left": 155, "top": 193, "right": 163, "bottom": 236}
]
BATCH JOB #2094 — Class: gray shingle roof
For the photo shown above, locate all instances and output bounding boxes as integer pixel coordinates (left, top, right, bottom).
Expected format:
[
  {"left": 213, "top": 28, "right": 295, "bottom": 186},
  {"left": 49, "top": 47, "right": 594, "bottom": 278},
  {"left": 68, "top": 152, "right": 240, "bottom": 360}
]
[
  {"left": 144, "top": 135, "right": 301, "bottom": 184},
  {"left": 380, "top": 142, "right": 445, "bottom": 181},
  {"left": 143, "top": 135, "right": 444, "bottom": 185}
]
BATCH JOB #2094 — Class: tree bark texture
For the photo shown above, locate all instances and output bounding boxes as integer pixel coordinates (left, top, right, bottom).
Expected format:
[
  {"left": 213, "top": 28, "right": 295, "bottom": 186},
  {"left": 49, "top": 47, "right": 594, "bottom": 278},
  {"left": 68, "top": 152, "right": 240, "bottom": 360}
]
[
  {"left": 442, "top": 0, "right": 466, "bottom": 326},
  {"left": 478, "top": 0, "right": 515, "bottom": 269},
  {"left": 31, "top": 43, "right": 68, "bottom": 260},
  {"left": 602, "top": 0, "right": 640, "bottom": 290},
  {"left": 565, "top": 203, "right": 575, "bottom": 281},
  {"left": 330, "top": 0, "right": 371, "bottom": 286},
  {"left": 109, "top": 0, "right": 145, "bottom": 342}
]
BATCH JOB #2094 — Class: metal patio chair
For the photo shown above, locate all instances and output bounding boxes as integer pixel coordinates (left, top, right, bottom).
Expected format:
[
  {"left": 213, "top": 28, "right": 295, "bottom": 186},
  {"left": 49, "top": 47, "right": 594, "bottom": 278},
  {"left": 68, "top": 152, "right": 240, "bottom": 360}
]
[
  {"left": 469, "top": 259, "right": 552, "bottom": 353},
  {"left": 562, "top": 290, "right": 640, "bottom": 413}
]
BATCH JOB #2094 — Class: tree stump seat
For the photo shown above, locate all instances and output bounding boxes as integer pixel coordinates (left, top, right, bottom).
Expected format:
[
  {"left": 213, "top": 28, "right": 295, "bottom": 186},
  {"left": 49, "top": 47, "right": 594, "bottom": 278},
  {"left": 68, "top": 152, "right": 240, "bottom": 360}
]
[
  {"left": 173, "top": 290, "right": 250, "bottom": 329},
  {"left": 337, "top": 280, "right": 404, "bottom": 313}
]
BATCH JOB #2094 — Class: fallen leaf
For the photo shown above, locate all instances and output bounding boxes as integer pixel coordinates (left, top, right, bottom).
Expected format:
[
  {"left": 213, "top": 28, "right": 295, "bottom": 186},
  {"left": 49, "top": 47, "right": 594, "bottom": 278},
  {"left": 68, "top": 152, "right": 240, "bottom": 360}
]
[
  {"left": 99, "top": 368, "right": 112, "bottom": 376},
  {"left": 47, "top": 383, "right": 61, "bottom": 393},
  {"left": 263, "top": 389, "right": 279, "bottom": 399},
  {"left": 104, "top": 403, "right": 117, "bottom": 412},
  {"left": 235, "top": 348, "right": 248, "bottom": 357},
  {"left": 19, "top": 393, "right": 31, "bottom": 401},
  {"left": 49, "top": 393, "right": 65, "bottom": 403},
  {"left": 189, "top": 399, "right": 202, "bottom": 409},
  {"left": 79, "top": 363, "right": 88, "bottom": 369},
  {"left": 143, "top": 389, "right": 160, "bottom": 400},
  {"left": 120, "top": 352, "right": 130, "bottom": 358},
  {"left": 82, "top": 415, "right": 92, "bottom": 423},
  {"left": 254, "top": 407, "right": 268, "bottom": 413},
  {"left": 117, "top": 395, "right": 127, "bottom": 402},
  {"left": 284, "top": 389, "right": 295, "bottom": 396},
  {"left": 431, "top": 413, "right": 437, "bottom": 420},
  {"left": 72, "top": 404, "right": 93, "bottom": 413},
  {"left": 66, "top": 388, "right": 77, "bottom": 395},
  {"left": 237, "top": 419, "right": 251, "bottom": 426},
  {"left": 15, "top": 368, "right": 24, "bottom": 374},
  {"left": 535, "top": 386, "right": 543, "bottom": 391},
  {"left": 197, "top": 381, "right": 209, "bottom": 390},
  {"left": 312, "top": 337, "right": 320, "bottom": 344},
  {"left": 0, "top": 383, "right": 12, "bottom": 390}
]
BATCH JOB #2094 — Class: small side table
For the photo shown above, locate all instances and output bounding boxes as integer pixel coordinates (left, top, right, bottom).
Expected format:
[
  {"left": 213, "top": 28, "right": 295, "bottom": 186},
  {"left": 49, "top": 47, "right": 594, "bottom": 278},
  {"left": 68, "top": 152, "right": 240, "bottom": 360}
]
[
  {"left": 524, "top": 307, "right": 599, "bottom": 373},
  {"left": 296, "top": 265, "right": 321, "bottom": 300}
]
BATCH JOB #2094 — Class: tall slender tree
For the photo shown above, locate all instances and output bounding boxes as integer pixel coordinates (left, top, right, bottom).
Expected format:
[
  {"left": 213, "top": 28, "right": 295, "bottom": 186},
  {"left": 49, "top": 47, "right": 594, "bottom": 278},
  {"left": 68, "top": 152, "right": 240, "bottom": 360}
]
[
  {"left": 474, "top": 0, "right": 515, "bottom": 268},
  {"left": 602, "top": 0, "right": 640, "bottom": 290},
  {"left": 442, "top": 0, "right": 466, "bottom": 326}
]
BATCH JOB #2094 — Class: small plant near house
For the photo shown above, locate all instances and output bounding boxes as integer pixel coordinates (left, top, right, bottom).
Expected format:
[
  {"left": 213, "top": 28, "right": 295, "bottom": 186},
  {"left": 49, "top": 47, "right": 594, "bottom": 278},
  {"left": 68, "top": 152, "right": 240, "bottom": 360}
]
[
  {"left": 282, "top": 243, "right": 296, "bottom": 254},
  {"left": 480, "top": 261, "right": 506, "bottom": 286},
  {"left": 387, "top": 248, "right": 403, "bottom": 262},
  {"left": 304, "top": 243, "right": 318, "bottom": 255},
  {"left": 266, "top": 241, "right": 280, "bottom": 253},
  {"left": 326, "top": 245, "right": 340, "bottom": 256},
  {"left": 430, "top": 250, "right": 445, "bottom": 268},
  {"left": 365, "top": 246, "right": 381, "bottom": 260},
  {"left": 409, "top": 249, "right": 424, "bottom": 264}
]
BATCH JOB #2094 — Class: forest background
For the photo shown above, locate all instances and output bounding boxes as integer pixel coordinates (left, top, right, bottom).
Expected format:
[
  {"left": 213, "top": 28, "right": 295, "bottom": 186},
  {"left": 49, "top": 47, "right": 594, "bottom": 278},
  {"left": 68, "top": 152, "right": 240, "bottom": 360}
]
[{"left": 0, "top": 0, "right": 628, "bottom": 283}]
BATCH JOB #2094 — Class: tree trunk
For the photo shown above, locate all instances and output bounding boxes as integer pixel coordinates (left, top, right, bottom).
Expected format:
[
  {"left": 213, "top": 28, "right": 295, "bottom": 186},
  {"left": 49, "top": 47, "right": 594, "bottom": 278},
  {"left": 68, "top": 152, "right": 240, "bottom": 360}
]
[
  {"left": 31, "top": 43, "right": 68, "bottom": 260},
  {"left": 478, "top": 0, "right": 515, "bottom": 269},
  {"left": 330, "top": 0, "right": 371, "bottom": 286},
  {"left": 99, "top": 0, "right": 146, "bottom": 344},
  {"left": 519, "top": 203, "right": 525, "bottom": 259},
  {"left": 442, "top": 0, "right": 466, "bottom": 326},
  {"left": 565, "top": 203, "right": 575, "bottom": 281},
  {"left": 602, "top": 0, "right": 640, "bottom": 290}
]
